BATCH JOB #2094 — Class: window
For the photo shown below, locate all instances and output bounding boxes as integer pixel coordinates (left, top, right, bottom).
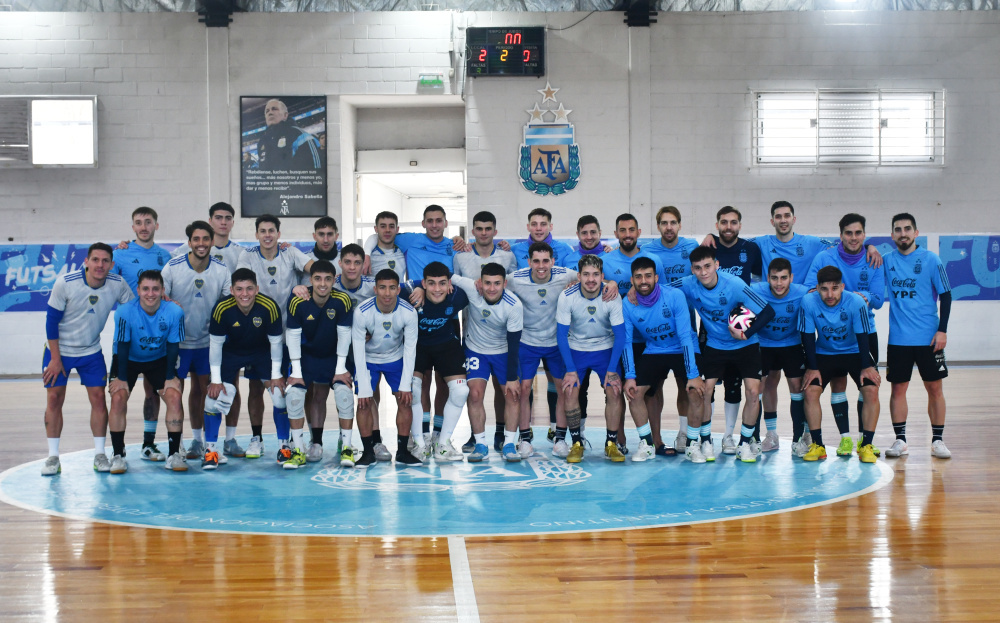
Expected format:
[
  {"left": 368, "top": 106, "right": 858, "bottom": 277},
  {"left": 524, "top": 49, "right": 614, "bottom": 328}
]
[
  {"left": 752, "top": 90, "right": 945, "bottom": 166},
  {"left": 0, "top": 96, "right": 98, "bottom": 168}
]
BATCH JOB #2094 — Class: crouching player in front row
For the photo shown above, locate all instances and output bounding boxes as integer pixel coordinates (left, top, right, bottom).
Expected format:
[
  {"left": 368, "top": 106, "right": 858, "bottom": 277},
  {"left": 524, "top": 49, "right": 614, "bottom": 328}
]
[
  {"left": 202, "top": 268, "right": 284, "bottom": 470},
  {"left": 284, "top": 260, "right": 354, "bottom": 469},
  {"left": 798, "top": 266, "right": 881, "bottom": 463}
]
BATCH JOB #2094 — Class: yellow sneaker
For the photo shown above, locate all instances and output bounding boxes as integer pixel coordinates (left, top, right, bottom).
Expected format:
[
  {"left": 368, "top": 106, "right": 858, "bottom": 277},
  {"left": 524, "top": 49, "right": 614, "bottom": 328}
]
[
  {"left": 858, "top": 444, "right": 878, "bottom": 463},
  {"left": 803, "top": 443, "right": 827, "bottom": 462},
  {"left": 567, "top": 441, "right": 585, "bottom": 463},
  {"left": 604, "top": 441, "right": 625, "bottom": 463}
]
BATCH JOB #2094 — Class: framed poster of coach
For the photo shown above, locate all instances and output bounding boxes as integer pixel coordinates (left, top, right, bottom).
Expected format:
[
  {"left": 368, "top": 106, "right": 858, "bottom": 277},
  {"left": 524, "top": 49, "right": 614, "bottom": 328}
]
[{"left": 240, "top": 95, "right": 327, "bottom": 218}]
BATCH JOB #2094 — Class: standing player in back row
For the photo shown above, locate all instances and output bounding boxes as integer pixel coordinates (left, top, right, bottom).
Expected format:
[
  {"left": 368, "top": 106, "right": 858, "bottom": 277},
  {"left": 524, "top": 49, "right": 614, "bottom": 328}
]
[
  {"left": 882, "top": 213, "right": 953, "bottom": 459},
  {"left": 41, "top": 243, "right": 134, "bottom": 476},
  {"left": 171, "top": 202, "right": 245, "bottom": 272},
  {"left": 510, "top": 208, "right": 576, "bottom": 270}
]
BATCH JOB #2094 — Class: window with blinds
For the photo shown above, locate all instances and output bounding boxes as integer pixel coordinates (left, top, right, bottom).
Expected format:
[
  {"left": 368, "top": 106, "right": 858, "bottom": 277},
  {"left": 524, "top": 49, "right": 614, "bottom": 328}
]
[
  {"left": 0, "top": 96, "right": 98, "bottom": 168},
  {"left": 752, "top": 90, "right": 945, "bottom": 167}
]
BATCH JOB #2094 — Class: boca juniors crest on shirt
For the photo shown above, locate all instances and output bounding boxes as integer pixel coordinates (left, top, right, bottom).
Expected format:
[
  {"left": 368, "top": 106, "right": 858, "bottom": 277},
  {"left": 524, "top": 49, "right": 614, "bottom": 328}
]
[{"left": 519, "top": 82, "right": 581, "bottom": 196}]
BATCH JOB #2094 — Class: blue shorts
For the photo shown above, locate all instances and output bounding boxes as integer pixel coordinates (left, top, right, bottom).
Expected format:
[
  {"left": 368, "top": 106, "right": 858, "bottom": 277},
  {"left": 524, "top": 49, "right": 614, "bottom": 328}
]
[
  {"left": 569, "top": 348, "right": 621, "bottom": 385},
  {"left": 519, "top": 343, "right": 566, "bottom": 380},
  {"left": 359, "top": 358, "right": 405, "bottom": 395},
  {"left": 465, "top": 347, "right": 510, "bottom": 385},
  {"left": 222, "top": 352, "right": 272, "bottom": 383},
  {"left": 301, "top": 353, "right": 337, "bottom": 386},
  {"left": 176, "top": 347, "right": 210, "bottom": 380},
  {"left": 43, "top": 348, "right": 107, "bottom": 388}
]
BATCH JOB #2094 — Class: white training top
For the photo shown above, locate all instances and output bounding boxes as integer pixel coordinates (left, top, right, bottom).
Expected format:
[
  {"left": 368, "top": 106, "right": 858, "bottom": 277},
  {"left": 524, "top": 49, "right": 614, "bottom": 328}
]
[
  {"left": 172, "top": 240, "right": 244, "bottom": 274},
  {"left": 453, "top": 245, "right": 518, "bottom": 279},
  {"left": 556, "top": 283, "right": 624, "bottom": 351},
  {"left": 351, "top": 297, "right": 418, "bottom": 398},
  {"left": 162, "top": 254, "right": 231, "bottom": 349},
  {"left": 506, "top": 266, "right": 578, "bottom": 348},
  {"left": 452, "top": 275, "right": 523, "bottom": 355},
  {"left": 237, "top": 245, "right": 310, "bottom": 324},
  {"left": 369, "top": 244, "right": 407, "bottom": 281},
  {"left": 334, "top": 275, "right": 376, "bottom": 306},
  {"left": 47, "top": 269, "right": 134, "bottom": 358}
]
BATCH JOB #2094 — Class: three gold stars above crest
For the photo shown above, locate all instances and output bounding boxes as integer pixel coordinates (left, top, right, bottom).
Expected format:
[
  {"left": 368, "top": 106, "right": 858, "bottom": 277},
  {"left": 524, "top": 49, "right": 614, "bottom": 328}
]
[{"left": 526, "top": 82, "right": 572, "bottom": 125}]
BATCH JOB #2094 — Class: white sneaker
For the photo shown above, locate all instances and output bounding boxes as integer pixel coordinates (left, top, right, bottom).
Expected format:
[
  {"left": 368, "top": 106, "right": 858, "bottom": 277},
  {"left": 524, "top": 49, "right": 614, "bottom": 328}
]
[
  {"left": 931, "top": 440, "right": 952, "bottom": 459},
  {"left": 738, "top": 443, "right": 757, "bottom": 463},
  {"left": 552, "top": 439, "right": 570, "bottom": 458},
  {"left": 673, "top": 433, "right": 686, "bottom": 453},
  {"left": 140, "top": 444, "right": 165, "bottom": 461},
  {"left": 518, "top": 440, "right": 534, "bottom": 459},
  {"left": 407, "top": 437, "right": 419, "bottom": 455},
  {"left": 41, "top": 456, "right": 61, "bottom": 476},
  {"left": 802, "top": 429, "right": 813, "bottom": 447},
  {"left": 791, "top": 438, "right": 809, "bottom": 458},
  {"left": 632, "top": 439, "right": 655, "bottom": 462},
  {"left": 110, "top": 455, "right": 128, "bottom": 474},
  {"left": 306, "top": 443, "right": 323, "bottom": 463},
  {"left": 701, "top": 439, "right": 716, "bottom": 462},
  {"left": 762, "top": 431, "right": 780, "bottom": 452},
  {"left": 685, "top": 443, "right": 706, "bottom": 464},
  {"left": 373, "top": 442, "right": 392, "bottom": 462},
  {"left": 164, "top": 452, "right": 188, "bottom": 471},
  {"left": 885, "top": 439, "right": 909, "bottom": 458},
  {"left": 432, "top": 440, "right": 464, "bottom": 462},
  {"left": 93, "top": 453, "right": 111, "bottom": 473},
  {"left": 750, "top": 439, "right": 763, "bottom": 456},
  {"left": 245, "top": 436, "right": 264, "bottom": 459},
  {"left": 721, "top": 434, "right": 737, "bottom": 455}
]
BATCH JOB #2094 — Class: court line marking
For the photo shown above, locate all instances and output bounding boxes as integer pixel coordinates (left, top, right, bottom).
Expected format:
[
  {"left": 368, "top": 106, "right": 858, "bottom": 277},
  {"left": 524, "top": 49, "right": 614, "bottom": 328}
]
[
  {"left": 0, "top": 443, "right": 894, "bottom": 539},
  {"left": 448, "top": 536, "right": 481, "bottom": 623}
]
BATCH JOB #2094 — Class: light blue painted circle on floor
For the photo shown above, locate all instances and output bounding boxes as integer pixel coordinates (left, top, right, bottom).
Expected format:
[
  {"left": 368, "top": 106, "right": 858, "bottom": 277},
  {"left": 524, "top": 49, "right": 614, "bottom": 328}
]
[{"left": 0, "top": 429, "right": 892, "bottom": 537}]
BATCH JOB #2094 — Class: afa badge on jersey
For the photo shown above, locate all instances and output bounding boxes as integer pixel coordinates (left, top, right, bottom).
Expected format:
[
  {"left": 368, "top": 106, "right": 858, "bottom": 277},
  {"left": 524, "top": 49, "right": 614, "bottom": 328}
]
[
  {"left": 739, "top": 251, "right": 747, "bottom": 263},
  {"left": 519, "top": 82, "right": 581, "bottom": 197},
  {"left": 787, "top": 303, "right": 795, "bottom": 313},
  {"left": 840, "top": 311, "right": 849, "bottom": 321}
]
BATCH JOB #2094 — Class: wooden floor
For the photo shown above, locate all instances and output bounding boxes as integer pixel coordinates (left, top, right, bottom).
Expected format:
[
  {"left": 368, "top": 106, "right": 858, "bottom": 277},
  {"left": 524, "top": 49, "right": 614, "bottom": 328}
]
[{"left": 1, "top": 368, "right": 999, "bottom": 621}]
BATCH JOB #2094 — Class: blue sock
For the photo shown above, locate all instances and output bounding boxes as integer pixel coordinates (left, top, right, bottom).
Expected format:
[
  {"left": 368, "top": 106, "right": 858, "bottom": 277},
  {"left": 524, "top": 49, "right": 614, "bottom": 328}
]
[
  {"left": 422, "top": 411, "right": 431, "bottom": 434},
  {"left": 142, "top": 419, "right": 157, "bottom": 446},
  {"left": 764, "top": 412, "right": 778, "bottom": 431},
  {"left": 433, "top": 414, "right": 444, "bottom": 433},
  {"left": 699, "top": 423, "right": 712, "bottom": 442},
  {"left": 636, "top": 422, "right": 653, "bottom": 445},
  {"left": 273, "top": 407, "right": 290, "bottom": 441},
  {"left": 204, "top": 412, "right": 222, "bottom": 444},
  {"left": 740, "top": 424, "right": 755, "bottom": 446},
  {"left": 686, "top": 425, "right": 699, "bottom": 446}
]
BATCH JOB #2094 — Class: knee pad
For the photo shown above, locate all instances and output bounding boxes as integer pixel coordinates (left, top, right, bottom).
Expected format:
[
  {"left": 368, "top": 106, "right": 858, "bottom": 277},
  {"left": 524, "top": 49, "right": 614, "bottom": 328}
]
[
  {"left": 285, "top": 384, "right": 307, "bottom": 420},
  {"left": 334, "top": 383, "right": 355, "bottom": 420},
  {"left": 269, "top": 385, "right": 286, "bottom": 409},
  {"left": 205, "top": 382, "right": 236, "bottom": 416},
  {"left": 446, "top": 379, "right": 470, "bottom": 406},
  {"left": 724, "top": 382, "right": 742, "bottom": 404},
  {"left": 411, "top": 375, "right": 423, "bottom": 395}
]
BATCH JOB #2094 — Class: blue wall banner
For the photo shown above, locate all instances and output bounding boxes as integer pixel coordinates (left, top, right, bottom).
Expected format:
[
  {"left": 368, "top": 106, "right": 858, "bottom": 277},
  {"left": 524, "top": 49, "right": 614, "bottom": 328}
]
[{"left": 939, "top": 236, "right": 1000, "bottom": 301}]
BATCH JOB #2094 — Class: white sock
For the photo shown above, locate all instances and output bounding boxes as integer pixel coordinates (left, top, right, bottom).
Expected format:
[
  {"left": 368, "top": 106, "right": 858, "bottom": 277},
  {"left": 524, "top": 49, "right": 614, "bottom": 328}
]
[
  {"left": 410, "top": 412, "right": 424, "bottom": 444},
  {"left": 440, "top": 380, "right": 467, "bottom": 442},
  {"left": 475, "top": 431, "right": 487, "bottom": 446},
  {"left": 206, "top": 441, "right": 217, "bottom": 451},
  {"left": 724, "top": 402, "right": 740, "bottom": 437},
  {"left": 192, "top": 428, "right": 204, "bottom": 442},
  {"left": 504, "top": 430, "right": 517, "bottom": 446},
  {"left": 48, "top": 438, "right": 60, "bottom": 457},
  {"left": 677, "top": 416, "right": 687, "bottom": 438},
  {"left": 340, "top": 428, "right": 353, "bottom": 447},
  {"left": 291, "top": 428, "right": 305, "bottom": 451},
  {"left": 94, "top": 437, "right": 106, "bottom": 455},
  {"left": 278, "top": 438, "right": 288, "bottom": 447},
  {"left": 225, "top": 426, "right": 237, "bottom": 441}
]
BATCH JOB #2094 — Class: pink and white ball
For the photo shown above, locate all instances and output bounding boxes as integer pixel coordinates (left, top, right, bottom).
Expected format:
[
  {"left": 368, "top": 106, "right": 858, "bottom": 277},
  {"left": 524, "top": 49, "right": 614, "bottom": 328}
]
[{"left": 728, "top": 305, "right": 756, "bottom": 333}]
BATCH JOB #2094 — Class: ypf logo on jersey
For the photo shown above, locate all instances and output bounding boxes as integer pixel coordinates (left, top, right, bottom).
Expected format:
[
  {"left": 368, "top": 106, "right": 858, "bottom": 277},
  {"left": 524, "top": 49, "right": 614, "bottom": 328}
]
[{"left": 519, "top": 82, "right": 581, "bottom": 197}]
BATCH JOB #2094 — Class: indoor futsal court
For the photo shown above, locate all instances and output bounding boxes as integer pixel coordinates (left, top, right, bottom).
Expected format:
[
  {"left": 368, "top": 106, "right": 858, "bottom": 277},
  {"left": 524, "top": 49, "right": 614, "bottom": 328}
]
[{"left": 3, "top": 2, "right": 1000, "bottom": 622}]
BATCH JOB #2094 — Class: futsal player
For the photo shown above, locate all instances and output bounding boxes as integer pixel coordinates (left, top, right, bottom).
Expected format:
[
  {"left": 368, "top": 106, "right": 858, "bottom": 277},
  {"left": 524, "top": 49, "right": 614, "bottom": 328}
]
[
  {"left": 804, "top": 213, "right": 886, "bottom": 456},
  {"left": 203, "top": 269, "right": 284, "bottom": 470},
  {"left": 161, "top": 221, "right": 234, "bottom": 461},
  {"left": 171, "top": 202, "right": 245, "bottom": 271},
  {"left": 510, "top": 208, "right": 576, "bottom": 269},
  {"left": 671, "top": 246, "right": 775, "bottom": 463},
  {"left": 108, "top": 270, "right": 186, "bottom": 473},
  {"left": 749, "top": 259, "right": 810, "bottom": 455},
  {"left": 112, "top": 206, "right": 173, "bottom": 461},
  {"left": 556, "top": 255, "right": 628, "bottom": 464},
  {"left": 798, "top": 266, "right": 881, "bottom": 464},
  {"left": 284, "top": 260, "right": 354, "bottom": 469},
  {"left": 41, "top": 243, "right": 134, "bottom": 476},
  {"left": 237, "top": 214, "right": 313, "bottom": 460},
  {"left": 882, "top": 213, "right": 953, "bottom": 459},
  {"left": 353, "top": 269, "right": 421, "bottom": 466},
  {"left": 368, "top": 211, "right": 407, "bottom": 281},
  {"left": 622, "top": 257, "right": 703, "bottom": 462}
]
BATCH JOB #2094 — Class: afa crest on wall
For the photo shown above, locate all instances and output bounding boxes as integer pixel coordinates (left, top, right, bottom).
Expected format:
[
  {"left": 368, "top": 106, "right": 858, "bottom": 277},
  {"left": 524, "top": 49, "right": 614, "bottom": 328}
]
[{"left": 519, "top": 82, "right": 581, "bottom": 196}]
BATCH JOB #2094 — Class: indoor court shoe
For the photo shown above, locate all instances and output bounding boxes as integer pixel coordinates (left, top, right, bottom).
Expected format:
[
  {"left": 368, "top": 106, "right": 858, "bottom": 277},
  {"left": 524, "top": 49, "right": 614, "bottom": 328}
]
[
  {"left": 836, "top": 436, "right": 854, "bottom": 457},
  {"left": 617, "top": 442, "right": 630, "bottom": 456},
  {"left": 762, "top": 431, "right": 780, "bottom": 452},
  {"left": 395, "top": 448, "right": 422, "bottom": 466},
  {"left": 41, "top": 456, "right": 61, "bottom": 476},
  {"left": 547, "top": 427, "right": 556, "bottom": 443},
  {"left": 858, "top": 444, "right": 878, "bottom": 464},
  {"left": 791, "top": 438, "right": 809, "bottom": 458},
  {"left": 931, "top": 440, "right": 952, "bottom": 459},
  {"left": 164, "top": 453, "right": 188, "bottom": 471},
  {"left": 140, "top": 444, "right": 165, "bottom": 461},
  {"left": 655, "top": 443, "right": 675, "bottom": 457},
  {"left": 857, "top": 436, "right": 881, "bottom": 457},
  {"left": 306, "top": 442, "right": 324, "bottom": 463},
  {"left": 604, "top": 441, "right": 626, "bottom": 462},
  {"left": 462, "top": 434, "right": 476, "bottom": 453},
  {"left": 673, "top": 433, "right": 686, "bottom": 453},
  {"left": 283, "top": 449, "right": 307, "bottom": 470},
  {"left": 373, "top": 443, "right": 393, "bottom": 463},
  {"left": 552, "top": 439, "right": 570, "bottom": 458},
  {"left": 885, "top": 439, "right": 909, "bottom": 458},
  {"left": 355, "top": 449, "right": 376, "bottom": 468},
  {"left": 110, "top": 455, "right": 128, "bottom": 474},
  {"left": 467, "top": 444, "right": 490, "bottom": 463},
  {"left": 518, "top": 440, "right": 534, "bottom": 459},
  {"left": 502, "top": 443, "right": 521, "bottom": 463},
  {"left": 276, "top": 446, "right": 292, "bottom": 466},
  {"left": 566, "top": 441, "right": 585, "bottom": 464},
  {"left": 701, "top": 440, "right": 716, "bottom": 462},
  {"left": 802, "top": 430, "right": 812, "bottom": 447},
  {"left": 632, "top": 440, "right": 655, "bottom": 462},
  {"left": 202, "top": 451, "right": 219, "bottom": 470},
  {"left": 493, "top": 432, "right": 505, "bottom": 453},
  {"left": 685, "top": 443, "right": 706, "bottom": 464},
  {"left": 803, "top": 443, "right": 828, "bottom": 462},
  {"left": 738, "top": 443, "right": 757, "bottom": 463},
  {"left": 750, "top": 439, "right": 762, "bottom": 456},
  {"left": 721, "top": 434, "right": 737, "bottom": 455},
  {"left": 339, "top": 446, "right": 356, "bottom": 467},
  {"left": 223, "top": 438, "right": 246, "bottom": 458},
  {"left": 245, "top": 436, "right": 264, "bottom": 459},
  {"left": 93, "top": 453, "right": 111, "bottom": 473},
  {"left": 186, "top": 439, "right": 204, "bottom": 460},
  {"left": 433, "top": 440, "right": 464, "bottom": 462}
]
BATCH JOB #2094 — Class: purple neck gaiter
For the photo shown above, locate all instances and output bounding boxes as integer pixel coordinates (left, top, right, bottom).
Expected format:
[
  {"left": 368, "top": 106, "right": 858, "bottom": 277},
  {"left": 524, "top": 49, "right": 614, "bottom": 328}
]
[
  {"left": 636, "top": 284, "right": 662, "bottom": 307},
  {"left": 837, "top": 242, "right": 865, "bottom": 266}
]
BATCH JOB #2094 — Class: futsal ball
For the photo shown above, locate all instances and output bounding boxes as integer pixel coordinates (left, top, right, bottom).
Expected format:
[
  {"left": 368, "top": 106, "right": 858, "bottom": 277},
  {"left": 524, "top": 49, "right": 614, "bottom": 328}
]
[{"left": 729, "top": 304, "right": 756, "bottom": 332}]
